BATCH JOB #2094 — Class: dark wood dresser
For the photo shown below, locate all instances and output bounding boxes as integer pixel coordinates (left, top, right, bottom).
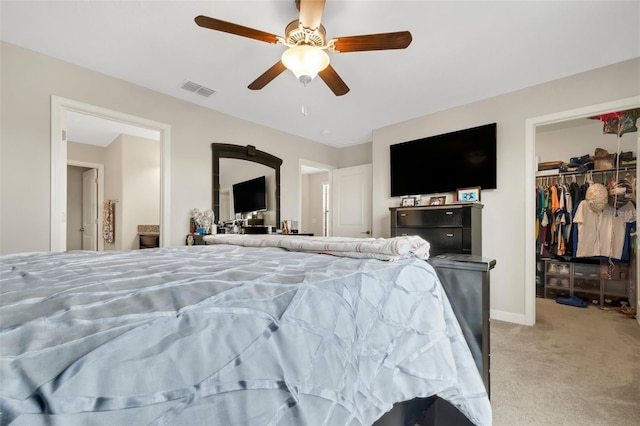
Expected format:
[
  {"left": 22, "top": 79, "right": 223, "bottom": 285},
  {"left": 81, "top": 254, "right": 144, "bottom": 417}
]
[{"left": 390, "top": 203, "right": 483, "bottom": 256}]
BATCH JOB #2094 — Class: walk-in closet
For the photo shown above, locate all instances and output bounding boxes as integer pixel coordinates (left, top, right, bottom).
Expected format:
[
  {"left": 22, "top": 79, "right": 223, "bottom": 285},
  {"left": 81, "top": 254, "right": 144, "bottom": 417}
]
[{"left": 535, "top": 109, "right": 637, "bottom": 317}]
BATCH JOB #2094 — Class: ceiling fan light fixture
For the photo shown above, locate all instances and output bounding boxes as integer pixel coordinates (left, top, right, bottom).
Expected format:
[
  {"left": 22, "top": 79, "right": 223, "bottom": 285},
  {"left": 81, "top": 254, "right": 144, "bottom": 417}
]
[{"left": 281, "top": 44, "right": 330, "bottom": 84}]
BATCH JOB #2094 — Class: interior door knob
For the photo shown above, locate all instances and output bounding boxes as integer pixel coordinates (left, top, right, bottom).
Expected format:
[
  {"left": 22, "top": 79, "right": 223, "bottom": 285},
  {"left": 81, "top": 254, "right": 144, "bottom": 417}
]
[{"left": 361, "top": 230, "right": 371, "bottom": 235}]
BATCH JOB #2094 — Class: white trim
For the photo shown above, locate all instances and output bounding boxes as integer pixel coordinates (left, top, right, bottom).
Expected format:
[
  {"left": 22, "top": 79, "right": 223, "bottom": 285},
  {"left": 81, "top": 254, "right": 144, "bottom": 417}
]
[
  {"left": 51, "top": 96, "right": 171, "bottom": 252},
  {"left": 490, "top": 309, "right": 527, "bottom": 325},
  {"left": 67, "top": 160, "right": 105, "bottom": 252},
  {"left": 50, "top": 102, "right": 67, "bottom": 251},
  {"left": 524, "top": 96, "right": 640, "bottom": 326}
]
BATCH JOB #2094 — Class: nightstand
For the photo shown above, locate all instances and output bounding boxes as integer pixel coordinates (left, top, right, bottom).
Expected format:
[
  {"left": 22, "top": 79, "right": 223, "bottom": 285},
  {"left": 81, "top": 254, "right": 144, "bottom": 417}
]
[{"left": 186, "top": 234, "right": 207, "bottom": 245}]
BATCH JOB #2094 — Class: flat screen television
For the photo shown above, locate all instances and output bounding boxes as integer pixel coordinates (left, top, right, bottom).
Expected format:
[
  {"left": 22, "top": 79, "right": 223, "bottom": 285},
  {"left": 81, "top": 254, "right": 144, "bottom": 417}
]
[
  {"left": 390, "top": 123, "right": 497, "bottom": 196},
  {"left": 232, "top": 175, "right": 267, "bottom": 214}
]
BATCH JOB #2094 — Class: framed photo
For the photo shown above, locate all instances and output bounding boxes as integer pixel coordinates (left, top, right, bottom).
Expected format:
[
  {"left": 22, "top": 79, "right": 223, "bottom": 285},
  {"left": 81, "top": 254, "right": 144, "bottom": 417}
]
[
  {"left": 429, "top": 196, "right": 446, "bottom": 206},
  {"left": 401, "top": 196, "right": 418, "bottom": 207},
  {"left": 456, "top": 187, "right": 481, "bottom": 203}
]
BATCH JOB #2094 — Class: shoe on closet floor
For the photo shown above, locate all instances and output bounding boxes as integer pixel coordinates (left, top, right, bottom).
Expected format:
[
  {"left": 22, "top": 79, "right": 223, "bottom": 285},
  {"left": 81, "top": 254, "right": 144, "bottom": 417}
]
[{"left": 556, "top": 295, "right": 588, "bottom": 308}]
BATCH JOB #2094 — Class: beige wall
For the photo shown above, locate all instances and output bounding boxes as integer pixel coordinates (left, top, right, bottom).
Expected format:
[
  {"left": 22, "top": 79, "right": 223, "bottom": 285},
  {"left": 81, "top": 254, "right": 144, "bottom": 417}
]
[
  {"left": 0, "top": 41, "right": 340, "bottom": 253},
  {"left": 68, "top": 141, "right": 107, "bottom": 164},
  {"left": 104, "top": 136, "right": 124, "bottom": 250},
  {"left": 301, "top": 174, "right": 310, "bottom": 233},
  {"left": 338, "top": 142, "right": 372, "bottom": 168},
  {"left": 372, "top": 58, "right": 640, "bottom": 323},
  {"left": 101, "top": 134, "right": 160, "bottom": 250},
  {"left": 536, "top": 118, "right": 637, "bottom": 164},
  {"left": 121, "top": 135, "right": 160, "bottom": 250}
]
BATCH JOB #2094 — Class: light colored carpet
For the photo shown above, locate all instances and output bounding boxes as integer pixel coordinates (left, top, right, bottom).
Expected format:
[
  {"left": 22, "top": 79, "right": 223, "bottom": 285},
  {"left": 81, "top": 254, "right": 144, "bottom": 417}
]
[{"left": 491, "top": 298, "right": 640, "bottom": 426}]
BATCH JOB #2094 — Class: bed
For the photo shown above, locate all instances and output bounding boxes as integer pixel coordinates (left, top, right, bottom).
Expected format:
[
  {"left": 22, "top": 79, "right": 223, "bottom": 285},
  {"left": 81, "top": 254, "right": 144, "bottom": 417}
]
[{"left": 0, "top": 235, "right": 491, "bottom": 426}]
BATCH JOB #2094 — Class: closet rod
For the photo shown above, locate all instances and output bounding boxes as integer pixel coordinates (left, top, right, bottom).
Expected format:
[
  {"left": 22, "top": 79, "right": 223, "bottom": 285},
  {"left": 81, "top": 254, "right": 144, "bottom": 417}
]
[{"left": 535, "top": 166, "right": 636, "bottom": 180}]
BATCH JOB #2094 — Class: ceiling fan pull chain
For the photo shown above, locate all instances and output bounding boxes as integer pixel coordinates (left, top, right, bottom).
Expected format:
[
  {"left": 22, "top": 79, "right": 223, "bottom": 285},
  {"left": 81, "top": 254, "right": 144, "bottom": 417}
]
[{"left": 300, "top": 85, "right": 309, "bottom": 117}]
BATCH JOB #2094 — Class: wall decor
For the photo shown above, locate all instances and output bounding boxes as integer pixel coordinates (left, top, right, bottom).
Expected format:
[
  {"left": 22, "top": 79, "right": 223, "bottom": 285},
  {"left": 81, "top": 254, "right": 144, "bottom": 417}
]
[
  {"left": 456, "top": 187, "right": 481, "bottom": 203},
  {"left": 429, "top": 196, "right": 446, "bottom": 206},
  {"left": 401, "top": 196, "right": 418, "bottom": 207}
]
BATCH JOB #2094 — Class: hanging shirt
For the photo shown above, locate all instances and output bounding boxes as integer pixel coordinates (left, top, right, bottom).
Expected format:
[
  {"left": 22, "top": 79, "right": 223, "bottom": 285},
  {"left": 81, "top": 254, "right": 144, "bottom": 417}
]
[
  {"left": 573, "top": 201, "right": 637, "bottom": 259},
  {"left": 540, "top": 208, "right": 549, "bottom": 255},
  {"left": 562, "top": 183, "right": 574, "bottom": 255},
  {"left": 550, "top": 185, "right": 559, "bottom": 214}
]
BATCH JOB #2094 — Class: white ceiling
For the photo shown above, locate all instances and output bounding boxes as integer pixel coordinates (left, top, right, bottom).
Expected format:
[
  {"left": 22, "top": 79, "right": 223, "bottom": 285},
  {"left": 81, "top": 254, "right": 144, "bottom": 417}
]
[{"left": 2, "top": 1, "right": 639, "bottom": 148}]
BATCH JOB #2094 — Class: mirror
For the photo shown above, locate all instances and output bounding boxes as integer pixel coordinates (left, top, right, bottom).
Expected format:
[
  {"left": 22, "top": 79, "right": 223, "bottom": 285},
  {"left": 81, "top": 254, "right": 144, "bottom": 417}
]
[
  {"left": 212, "top": 143, "right": 282, "bottom": 228},
  {"left": 219, "top": 159, "right": 276, "bottom": 225}
]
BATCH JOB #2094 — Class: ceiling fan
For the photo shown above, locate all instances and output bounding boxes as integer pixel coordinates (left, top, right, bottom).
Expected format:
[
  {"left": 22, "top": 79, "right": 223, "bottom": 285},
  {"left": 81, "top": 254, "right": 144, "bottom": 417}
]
[{"left": 195, "top": 0, "right": 412, "bottom": 96}]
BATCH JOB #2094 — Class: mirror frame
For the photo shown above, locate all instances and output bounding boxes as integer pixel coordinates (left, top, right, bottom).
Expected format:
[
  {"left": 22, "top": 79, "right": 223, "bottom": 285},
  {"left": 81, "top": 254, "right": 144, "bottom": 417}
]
[{"left": 212, "top": 143, "right": 283, "bottom": 228}]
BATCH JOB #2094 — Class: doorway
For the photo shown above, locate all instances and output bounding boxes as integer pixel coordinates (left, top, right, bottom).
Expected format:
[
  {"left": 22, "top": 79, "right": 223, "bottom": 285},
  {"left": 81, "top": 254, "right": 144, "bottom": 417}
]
[
  {"left": 67, "top": 160, "right": 105, "bottom": 251},
  {"left": 51, "top": 96, "right": 171, "bottom": 252},
  {"left": 300, "top": 160, "right": 334, "bottom": 236},
  {"left": 299, "top": 161, "right": 372, "bottom": 238},
  {"left": 524, "top": 96, "right": 640, "bottom": 326}
]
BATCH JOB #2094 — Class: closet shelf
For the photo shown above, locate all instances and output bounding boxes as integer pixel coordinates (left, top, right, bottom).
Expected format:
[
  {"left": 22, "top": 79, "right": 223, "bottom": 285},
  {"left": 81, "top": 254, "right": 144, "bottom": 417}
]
[{"left": 536, "top": 165, "right": 636, "bottom": 179}]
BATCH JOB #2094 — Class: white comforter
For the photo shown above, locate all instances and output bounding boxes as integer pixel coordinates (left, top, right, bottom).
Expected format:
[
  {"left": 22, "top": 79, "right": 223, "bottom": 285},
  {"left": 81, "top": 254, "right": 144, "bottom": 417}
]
[{"left": 0, "top": 244, "right": 490, "bottom": 425}]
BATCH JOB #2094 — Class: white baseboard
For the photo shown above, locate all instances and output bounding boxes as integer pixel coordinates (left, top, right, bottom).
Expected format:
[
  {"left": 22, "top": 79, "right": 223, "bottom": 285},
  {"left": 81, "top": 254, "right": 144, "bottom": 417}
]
[{"left": 490, "top": 309, "right": 529, "bottom": 326}]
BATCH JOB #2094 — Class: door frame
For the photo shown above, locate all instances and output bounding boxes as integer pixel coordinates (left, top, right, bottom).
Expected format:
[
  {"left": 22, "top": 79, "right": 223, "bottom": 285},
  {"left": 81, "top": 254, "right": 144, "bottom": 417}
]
[
  {"left": 51, "top": 96, "right": 171, "bottom": 251},
  {"left": 524, "top": 95, "right": 640, "bottom": 326},
  {"left": 299, "top": 159, "right": 334, "bottom": 234},
  {"left": 68, "top": 160, "right": 105, "bottom": 251}
]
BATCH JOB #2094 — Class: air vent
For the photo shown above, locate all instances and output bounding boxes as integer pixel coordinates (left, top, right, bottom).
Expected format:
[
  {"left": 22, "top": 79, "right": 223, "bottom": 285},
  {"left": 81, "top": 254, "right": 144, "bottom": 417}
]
[
  {"left": 180, "top": 80, "right": 216, "bottom": 97},
  {"left": 195, "top": 86, "right": 215, "bottom": 97}
]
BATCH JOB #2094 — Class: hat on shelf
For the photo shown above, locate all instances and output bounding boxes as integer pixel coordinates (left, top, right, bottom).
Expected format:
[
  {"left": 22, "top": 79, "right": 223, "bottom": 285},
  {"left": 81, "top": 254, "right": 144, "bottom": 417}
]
[
  {"left": 589, "top": 108, "right": 640, "bottom": 136},
  {"left": 608, "top": 179, "right": 634, "bottom": 208}
]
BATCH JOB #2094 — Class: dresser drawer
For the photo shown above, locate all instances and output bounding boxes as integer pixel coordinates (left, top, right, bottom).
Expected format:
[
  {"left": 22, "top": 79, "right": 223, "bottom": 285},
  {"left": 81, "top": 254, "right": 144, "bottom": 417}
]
[
  {"left": 396, "top": 208, "right": 464, "bottom": 227},
  {"left": 390, "top": 204, "right": 482, "bottom": 256},
  {"left": 395, "top": 227, "right": 462, "bottom": 250}
]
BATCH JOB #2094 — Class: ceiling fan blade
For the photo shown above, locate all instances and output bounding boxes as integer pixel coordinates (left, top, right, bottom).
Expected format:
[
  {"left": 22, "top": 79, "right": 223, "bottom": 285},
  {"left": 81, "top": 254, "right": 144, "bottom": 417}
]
[
  {"left": 195, "top": 15, "right": 280, "bottom": 44},
  {"left": 318, "top": 65, "right": 350, "bottom": 96},
  {"left": 297, "top": 0, "right": 326, "bottom": 31},
  {"left": 331, "top": 31, "right": 412, "bottom": 53},
  {"left": 248, "top": 61, "right": 288, "bottom": 90}
]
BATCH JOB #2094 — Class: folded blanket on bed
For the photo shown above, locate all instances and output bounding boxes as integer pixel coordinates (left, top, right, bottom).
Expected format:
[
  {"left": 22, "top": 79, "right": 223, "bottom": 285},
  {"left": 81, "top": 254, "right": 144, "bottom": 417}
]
[{"left": 202, "top": 234, "right": 430, "bottom": 261}]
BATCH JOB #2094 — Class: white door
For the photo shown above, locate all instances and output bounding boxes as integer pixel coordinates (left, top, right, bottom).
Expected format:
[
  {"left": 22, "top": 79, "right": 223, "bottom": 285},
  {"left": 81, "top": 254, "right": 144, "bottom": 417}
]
[
  {"left": 331, "top": 164, "right": 372, "bottom": 237},
  {"left": 82, "top": 168, "right": 98, "bottom": 250}
]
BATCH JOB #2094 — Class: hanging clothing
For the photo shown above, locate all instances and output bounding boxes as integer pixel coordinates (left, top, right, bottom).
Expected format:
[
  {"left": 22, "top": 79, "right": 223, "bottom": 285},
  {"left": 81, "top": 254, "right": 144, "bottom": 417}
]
[
  {"left": 536, "top": 182, "right": 574, "bottom": 257},
  {"left": 573, "top": 201, "right": 636, "bottom": 259}
]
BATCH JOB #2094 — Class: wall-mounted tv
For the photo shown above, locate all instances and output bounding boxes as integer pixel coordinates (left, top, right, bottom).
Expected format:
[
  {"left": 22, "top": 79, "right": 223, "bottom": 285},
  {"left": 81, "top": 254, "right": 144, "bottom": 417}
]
[
  {"left": 232, "top": 175, "right": 267, "bottom": 214},
  {"left": 390, "top": 123, "right": 497, "bottom": 196}
]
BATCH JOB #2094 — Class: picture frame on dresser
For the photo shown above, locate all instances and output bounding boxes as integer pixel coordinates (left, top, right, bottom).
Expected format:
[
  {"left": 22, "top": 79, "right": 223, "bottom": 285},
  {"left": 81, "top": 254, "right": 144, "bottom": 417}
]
[
  {"left": 429, "top": 196, "right": 446, "bottom": 206},
  {"left": 401, "top": 196, "right": 419, "bottom": 207},
  {"left": 456, "top": 186, "right": 481, "bottom": 202}
]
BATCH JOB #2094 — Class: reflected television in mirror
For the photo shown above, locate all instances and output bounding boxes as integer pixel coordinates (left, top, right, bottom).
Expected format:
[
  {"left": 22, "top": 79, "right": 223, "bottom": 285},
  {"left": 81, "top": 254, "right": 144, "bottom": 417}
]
[{"left": 232, "top": 175, "right": 267, "bottom": 214}]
